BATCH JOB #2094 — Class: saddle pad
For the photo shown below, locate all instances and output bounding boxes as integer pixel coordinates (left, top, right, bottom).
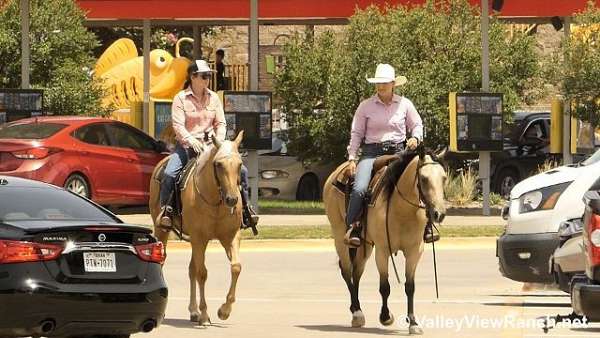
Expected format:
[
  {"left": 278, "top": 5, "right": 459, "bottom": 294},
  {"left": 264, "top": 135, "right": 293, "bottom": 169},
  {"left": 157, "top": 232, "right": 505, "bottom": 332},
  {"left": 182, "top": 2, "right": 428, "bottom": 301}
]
[{"left": 154, "top": 145, "right": 214, "bottom": 191}]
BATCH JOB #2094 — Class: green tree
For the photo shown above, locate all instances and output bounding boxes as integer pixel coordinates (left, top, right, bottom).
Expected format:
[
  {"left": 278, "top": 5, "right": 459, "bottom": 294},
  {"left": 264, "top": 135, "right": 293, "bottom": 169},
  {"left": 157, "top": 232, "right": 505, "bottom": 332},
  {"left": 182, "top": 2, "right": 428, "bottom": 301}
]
[
  {"left": 548, "top": 2, "right": 600, "bottom": 127},
  {"left": 0, "top": 0, "right": 111, "bottom": 116},
  {"left": 274, "top": 0, "right": 542, "bottom": 163}
]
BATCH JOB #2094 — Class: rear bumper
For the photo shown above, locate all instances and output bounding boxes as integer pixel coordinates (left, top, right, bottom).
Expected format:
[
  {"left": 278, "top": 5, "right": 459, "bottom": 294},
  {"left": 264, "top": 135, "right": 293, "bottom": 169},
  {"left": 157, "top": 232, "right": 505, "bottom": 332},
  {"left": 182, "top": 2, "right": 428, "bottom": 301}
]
[
  {"left": 497, "top": 232, "right": 560, "bottom": 283},
  {"left": 0, "top": 263, "right": 167, "bottom": 336},
  {"left": 572, "top": 281, "right": 600, "bottom": 321}
]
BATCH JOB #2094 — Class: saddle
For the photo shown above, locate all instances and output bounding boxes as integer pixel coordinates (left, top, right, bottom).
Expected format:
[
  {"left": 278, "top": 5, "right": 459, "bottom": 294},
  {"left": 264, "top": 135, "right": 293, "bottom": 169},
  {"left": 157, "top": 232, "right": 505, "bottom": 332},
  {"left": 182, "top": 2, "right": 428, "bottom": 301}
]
[
  {"left": 332, "top": 154, "right": 400, "bottom": 208},
  {"left": 153, "top": 146, "right": 213, "bottom": 216}
]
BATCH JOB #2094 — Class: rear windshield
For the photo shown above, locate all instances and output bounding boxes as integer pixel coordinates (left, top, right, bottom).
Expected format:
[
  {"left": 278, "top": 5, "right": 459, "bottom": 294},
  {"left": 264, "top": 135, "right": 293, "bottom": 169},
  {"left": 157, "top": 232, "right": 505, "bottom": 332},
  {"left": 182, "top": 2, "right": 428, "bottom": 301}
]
[
  {"left": 0, "top": 187, "right": 118, "bottom": 222},
  {"left": 0, "top": 122, "right": 67, "bottom": 139}
]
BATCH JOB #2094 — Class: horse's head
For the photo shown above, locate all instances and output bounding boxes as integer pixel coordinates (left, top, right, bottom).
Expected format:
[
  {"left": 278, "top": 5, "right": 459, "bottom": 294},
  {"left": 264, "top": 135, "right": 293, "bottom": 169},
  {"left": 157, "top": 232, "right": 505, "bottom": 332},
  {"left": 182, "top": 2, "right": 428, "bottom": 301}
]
[
  {"left": 211, "top": 131, "right": 244, "bottom": 208},
  {"left": 417, "top": 147, "right": 448, "bottom": 223}
]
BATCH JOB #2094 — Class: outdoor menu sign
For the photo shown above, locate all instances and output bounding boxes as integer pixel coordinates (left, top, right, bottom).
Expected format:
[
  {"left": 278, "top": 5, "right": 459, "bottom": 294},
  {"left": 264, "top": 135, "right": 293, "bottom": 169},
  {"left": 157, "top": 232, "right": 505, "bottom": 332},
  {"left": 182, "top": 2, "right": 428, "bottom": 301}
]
[
  {"left": 449, "top": 92, "right": 504, "bottom": 152},
  {"left": 220, "top": 91, "right": 272, "bottom": 150},
  {"left": 0, "top": 89, "right": 44, "bottom": 124}
]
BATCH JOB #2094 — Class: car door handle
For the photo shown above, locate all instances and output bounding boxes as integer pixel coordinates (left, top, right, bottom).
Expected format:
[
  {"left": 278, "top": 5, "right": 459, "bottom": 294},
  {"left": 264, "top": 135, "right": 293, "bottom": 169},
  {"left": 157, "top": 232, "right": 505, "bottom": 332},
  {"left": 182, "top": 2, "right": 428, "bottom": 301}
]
[
  {"left": 127, "top": 158, "right": 135, "bottom": 162},
  {"left": 81, "top": 151, "right": 89, "bottom": 156}
]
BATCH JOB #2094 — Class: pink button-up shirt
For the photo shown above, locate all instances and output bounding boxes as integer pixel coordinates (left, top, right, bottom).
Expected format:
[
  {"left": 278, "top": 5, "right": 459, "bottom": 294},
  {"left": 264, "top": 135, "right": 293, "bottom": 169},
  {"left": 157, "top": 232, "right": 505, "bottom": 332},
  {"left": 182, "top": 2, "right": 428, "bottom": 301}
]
[
  {"left": 171, "top": 88, "right": 226, "bottom": 147},
  {"left": 347, "top": 94, "right": 423, "bottom": 160}
]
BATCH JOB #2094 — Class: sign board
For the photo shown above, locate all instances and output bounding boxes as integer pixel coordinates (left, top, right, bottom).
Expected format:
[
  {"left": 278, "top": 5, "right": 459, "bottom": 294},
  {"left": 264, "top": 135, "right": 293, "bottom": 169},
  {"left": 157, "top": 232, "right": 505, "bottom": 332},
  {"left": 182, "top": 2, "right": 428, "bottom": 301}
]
[
  {"left": 449, "top": 92, "right": 503, "bottom": 152},
  {"left": 0, "top": 89, "right": 44, "bottom": 123},
  {"left": 151, "top": 100, "right": 172, "bottom": 138},
  {"left": 221, "top": 91, "right": 272, "bottom": 150}
]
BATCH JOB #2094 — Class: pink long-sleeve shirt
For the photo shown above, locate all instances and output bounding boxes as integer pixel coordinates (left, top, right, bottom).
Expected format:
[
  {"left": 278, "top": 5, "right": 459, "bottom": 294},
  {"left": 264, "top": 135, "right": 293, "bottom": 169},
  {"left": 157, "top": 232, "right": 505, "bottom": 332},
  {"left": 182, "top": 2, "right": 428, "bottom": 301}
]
[
  {"left": 171, "top": 88, "right": 226, "bottom": 147},
  {"left": 347, "top": 94, "right": 423, "bottom": 160}
]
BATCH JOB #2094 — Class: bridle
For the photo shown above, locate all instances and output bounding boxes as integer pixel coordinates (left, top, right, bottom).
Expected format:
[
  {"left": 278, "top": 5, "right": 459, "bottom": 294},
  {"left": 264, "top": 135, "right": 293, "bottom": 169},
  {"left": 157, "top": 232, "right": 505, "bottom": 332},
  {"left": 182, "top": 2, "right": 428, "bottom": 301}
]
[
  {"left": 393, "top": 155, "right": 444, "bottom": 212},
  {"left": 193, "top": 144, "right": 241, "bottom": 208}
]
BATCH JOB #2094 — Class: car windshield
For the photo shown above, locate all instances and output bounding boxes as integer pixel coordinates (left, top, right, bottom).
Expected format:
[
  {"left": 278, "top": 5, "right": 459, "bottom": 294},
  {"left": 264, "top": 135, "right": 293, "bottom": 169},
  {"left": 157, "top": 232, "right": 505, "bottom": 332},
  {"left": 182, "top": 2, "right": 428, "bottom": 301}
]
[
  {"left": 0, "top": 187, "right": 118, "bottom": 222},
  {"left": 0, "top": 122, "right": 67, "bottom": 139},
  {"left": 581, "top": 149, "right": 600, "bottom": 166}
]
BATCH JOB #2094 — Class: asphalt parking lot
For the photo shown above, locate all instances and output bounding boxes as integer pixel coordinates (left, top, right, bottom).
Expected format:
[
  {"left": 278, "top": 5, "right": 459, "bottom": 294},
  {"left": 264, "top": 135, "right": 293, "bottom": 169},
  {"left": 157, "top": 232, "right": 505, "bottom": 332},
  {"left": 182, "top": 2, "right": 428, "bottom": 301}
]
[{"left": 133, "top": 239, "right": 600, "bottom": 338}]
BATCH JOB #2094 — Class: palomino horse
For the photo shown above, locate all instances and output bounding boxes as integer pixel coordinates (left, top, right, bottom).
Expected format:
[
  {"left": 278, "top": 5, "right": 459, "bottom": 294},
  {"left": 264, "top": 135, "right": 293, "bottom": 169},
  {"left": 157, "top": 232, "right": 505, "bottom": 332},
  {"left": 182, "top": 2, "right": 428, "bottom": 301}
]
[
  {"left": 149, "top": 131, "right": 245, "bottom": 326},
  {"left": 323, "top": 147, "right": 447, "bottom": 335}
]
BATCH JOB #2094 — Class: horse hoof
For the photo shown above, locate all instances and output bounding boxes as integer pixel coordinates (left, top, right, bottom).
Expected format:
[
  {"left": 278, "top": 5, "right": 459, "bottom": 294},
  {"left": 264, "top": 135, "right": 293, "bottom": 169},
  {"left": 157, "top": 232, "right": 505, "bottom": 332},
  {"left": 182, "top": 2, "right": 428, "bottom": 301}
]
[
  {"left": 190, "top": 313, "right": 200, "bottom": 322},
  {"left": 218, "top": 304, "right": 231, "bottom": 320},
  {"left": 199, "top": 315, "right": 211, "bottom": 327},
  {"left": 409, "top": 325, "right": 424, "bottom": 335},
  {"left": 351, "top": 310, "right": 365, "bottom": 328},
  {"left": 380, "top": 313, "right": 395, "bottom": 326}
]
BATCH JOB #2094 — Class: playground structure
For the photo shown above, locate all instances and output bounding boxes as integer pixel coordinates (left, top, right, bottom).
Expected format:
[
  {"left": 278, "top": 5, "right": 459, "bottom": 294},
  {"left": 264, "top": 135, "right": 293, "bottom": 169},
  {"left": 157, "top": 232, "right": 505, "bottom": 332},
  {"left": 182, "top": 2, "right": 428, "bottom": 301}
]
[{"left": 96, "top": 37, "right": 248, "bottom": 135}]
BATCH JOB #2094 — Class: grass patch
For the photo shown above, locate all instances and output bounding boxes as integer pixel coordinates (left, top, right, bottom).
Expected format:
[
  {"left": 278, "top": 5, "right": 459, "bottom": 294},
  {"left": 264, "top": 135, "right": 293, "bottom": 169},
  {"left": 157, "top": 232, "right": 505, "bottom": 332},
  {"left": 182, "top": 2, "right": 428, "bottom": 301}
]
[
  {"left": 239, "top": 224, "right": 504, "bottom": 240},
  {"left": 445, "top": 168, "right": 477, "bottom": 206},
  {"left": 258, "top": 199, "right": 325, "bottom": 215}
]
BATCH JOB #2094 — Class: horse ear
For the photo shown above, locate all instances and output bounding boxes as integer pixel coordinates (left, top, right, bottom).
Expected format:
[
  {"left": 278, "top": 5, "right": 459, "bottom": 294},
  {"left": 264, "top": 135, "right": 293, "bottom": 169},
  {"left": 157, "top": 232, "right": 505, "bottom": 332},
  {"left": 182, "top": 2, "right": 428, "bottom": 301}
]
[
  {"left": 436, "top": 147, "right": 448, "bottom": 161},
  {"left": 234, "top": 130, "right": 244, "bottom": 148},
  {"left": 418, "top": 143, "right": 425, "bottom": 160},
  {"left": 211, "top": 134, "right": 222, "bottom": 149}
]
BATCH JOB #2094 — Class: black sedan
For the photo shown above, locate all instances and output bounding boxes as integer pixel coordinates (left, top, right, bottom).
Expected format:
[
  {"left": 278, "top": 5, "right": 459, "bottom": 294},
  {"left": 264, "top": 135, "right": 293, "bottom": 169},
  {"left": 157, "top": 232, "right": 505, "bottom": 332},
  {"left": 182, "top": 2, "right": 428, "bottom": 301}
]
[{"left": 0, "top": 176, "right": 167, "bottom": 338}]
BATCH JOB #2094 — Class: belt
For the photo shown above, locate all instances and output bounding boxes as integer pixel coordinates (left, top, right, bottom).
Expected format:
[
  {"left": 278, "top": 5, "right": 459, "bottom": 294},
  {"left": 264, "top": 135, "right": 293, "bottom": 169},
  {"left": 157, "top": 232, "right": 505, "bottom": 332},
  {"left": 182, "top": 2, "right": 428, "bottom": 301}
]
[{"left": 363, "top": 140, "right": 406, "bottom": 153}]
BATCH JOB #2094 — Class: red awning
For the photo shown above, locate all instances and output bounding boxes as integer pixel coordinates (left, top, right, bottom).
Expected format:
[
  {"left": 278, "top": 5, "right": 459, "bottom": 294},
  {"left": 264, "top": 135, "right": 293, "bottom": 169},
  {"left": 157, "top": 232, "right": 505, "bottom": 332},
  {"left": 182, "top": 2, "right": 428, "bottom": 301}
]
[{"left": 76, "top": 0, "right": 600, "bottom": 22}]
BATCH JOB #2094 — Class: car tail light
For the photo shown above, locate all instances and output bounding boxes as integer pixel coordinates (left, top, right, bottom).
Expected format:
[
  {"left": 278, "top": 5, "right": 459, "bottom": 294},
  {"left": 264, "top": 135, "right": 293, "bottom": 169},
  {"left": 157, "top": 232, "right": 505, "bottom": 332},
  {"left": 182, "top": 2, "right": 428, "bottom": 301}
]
[
  {"left": 135, "top": 242, "right": 165, "bottom": 264},
  {"left": 12, "top": 147, "right": 62, "bottom": 159},
  {"left": 0, "top": 240, "right": 63, "bottom": 264},
  {"left": 588, "top": 214, "right": 600, "bottom": 267}
]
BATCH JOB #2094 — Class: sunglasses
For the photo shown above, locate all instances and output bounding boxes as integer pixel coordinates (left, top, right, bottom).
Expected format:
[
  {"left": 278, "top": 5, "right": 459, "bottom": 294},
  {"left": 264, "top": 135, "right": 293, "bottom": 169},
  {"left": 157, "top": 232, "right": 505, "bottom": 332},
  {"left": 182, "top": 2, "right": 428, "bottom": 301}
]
[{"left": 193, "top": 72, "right": 212, "bottom": 80}]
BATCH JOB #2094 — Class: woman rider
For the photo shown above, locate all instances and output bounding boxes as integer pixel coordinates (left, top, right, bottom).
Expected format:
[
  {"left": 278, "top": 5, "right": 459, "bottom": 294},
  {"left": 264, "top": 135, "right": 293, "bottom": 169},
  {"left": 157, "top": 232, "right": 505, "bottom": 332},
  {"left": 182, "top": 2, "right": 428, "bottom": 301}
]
[
  {"left": 158, "top": 60, "right": 258, "bottom": 229},
  {"left": 345, "top": 63, "right": 423, "bottom": 247}
]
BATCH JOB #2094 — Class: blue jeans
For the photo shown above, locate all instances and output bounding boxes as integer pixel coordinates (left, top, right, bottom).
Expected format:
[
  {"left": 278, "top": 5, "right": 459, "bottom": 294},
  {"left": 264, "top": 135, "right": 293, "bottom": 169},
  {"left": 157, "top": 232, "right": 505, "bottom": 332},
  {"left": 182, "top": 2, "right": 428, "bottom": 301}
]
[
  {"left": 159, "top": 143, "right": 250, "bottom": 207},
  {"left": 345, "top": 142, "right": 405, "bottom": 226}
]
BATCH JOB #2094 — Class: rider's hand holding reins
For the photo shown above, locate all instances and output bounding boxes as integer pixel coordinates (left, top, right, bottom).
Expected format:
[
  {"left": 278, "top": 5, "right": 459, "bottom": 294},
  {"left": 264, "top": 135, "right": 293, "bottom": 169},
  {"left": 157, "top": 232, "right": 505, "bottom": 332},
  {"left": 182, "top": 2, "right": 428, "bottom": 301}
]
[
  {"left": 407, "top": 137, "right": 419, "bottom": 151},
  {"left": 188, "top": 137, "right": 205, "bottom": 154},
  {"left": 348, "top": 160, "right": 357, "bottom": 177}
]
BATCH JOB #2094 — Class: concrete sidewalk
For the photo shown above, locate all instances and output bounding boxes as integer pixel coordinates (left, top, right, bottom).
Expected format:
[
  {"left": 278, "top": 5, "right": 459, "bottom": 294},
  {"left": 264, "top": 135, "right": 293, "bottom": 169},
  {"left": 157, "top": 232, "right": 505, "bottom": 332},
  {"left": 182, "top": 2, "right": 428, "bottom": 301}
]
[{"left": 118, "top": 213, "right": 504, "bottom": 227}]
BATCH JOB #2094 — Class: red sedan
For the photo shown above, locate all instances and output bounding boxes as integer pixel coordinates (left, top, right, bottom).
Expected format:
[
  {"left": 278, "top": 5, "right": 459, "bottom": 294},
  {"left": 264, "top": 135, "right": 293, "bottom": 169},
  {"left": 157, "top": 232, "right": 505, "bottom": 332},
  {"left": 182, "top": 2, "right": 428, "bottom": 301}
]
[{"left": 0, "top": 116, "right": 168, "bottom": 206}]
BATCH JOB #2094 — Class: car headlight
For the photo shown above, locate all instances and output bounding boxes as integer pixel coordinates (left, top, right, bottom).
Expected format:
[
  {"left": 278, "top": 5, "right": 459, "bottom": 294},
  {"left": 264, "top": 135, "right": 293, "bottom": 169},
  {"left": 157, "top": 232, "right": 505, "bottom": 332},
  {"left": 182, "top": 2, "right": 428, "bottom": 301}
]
[
  {"left": 260, "top": 170, "right": 289, "bottom": 180},
  {"left": 518, "top": 181, "right": 572, "bottom": 214}
]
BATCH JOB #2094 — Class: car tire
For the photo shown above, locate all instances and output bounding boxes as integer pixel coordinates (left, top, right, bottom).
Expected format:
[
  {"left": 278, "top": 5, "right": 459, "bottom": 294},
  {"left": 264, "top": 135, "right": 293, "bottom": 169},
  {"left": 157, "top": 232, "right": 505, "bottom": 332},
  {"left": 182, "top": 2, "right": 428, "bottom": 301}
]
[
  {"left": 495, "top": 168, "right": 519, "bottom": 199},
  {"left": 64, "top": 174, "right": 91, "bottom": 199},
  {"left": 296, "top": 174, "right": 320, "bottom": 201}
]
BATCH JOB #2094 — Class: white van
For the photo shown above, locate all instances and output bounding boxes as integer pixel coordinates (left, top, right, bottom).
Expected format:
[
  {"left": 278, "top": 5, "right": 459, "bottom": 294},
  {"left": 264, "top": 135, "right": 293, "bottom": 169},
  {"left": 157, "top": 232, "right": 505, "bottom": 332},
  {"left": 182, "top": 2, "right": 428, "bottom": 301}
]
[{"left": 497, "top": 150, "right": 600, "bottom": 283}]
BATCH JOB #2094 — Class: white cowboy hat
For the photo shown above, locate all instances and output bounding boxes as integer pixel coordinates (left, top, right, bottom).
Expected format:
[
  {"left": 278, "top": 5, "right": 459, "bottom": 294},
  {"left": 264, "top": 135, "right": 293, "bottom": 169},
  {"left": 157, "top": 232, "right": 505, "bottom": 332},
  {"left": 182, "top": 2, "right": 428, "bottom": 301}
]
[
  {"left": 192, "top": 59, "right": 215, "bottom": 73},
  {"left": 367, "top": 63, "right": 407, "bottom": 86}
]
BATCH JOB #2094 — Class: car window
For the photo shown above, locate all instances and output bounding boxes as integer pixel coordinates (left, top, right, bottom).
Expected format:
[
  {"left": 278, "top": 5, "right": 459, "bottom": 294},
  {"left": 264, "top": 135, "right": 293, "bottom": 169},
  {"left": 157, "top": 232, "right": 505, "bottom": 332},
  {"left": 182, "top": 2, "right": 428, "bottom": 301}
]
[
  {"left": 73, "top": 123, "right": 111, "bottom": 146},
  {"left": 0, "top": 122, "right": 66, "bottom": 139},
  {"left": 106, "top": 123, "right": 156, "bottom": 151},
  {"left": 0, "top": 187, "right": 117, "bottom": 222},
  {"left": 523, "top": 119, "right": 548, "bottom": 140}
]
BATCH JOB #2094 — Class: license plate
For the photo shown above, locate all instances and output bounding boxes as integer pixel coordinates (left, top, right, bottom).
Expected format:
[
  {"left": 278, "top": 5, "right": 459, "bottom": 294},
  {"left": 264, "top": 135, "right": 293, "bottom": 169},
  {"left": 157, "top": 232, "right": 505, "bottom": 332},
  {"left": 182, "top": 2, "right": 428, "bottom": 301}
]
[{"left": 83, "top": 252, "right": 116, "bottom": 272}]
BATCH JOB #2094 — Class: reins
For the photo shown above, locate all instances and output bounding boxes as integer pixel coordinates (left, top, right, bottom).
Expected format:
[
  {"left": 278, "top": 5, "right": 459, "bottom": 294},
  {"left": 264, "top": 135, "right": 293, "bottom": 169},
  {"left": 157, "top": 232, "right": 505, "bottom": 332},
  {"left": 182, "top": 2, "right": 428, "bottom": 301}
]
[{"left": 385, "top": 155, "right": 443, "bottom": 287}]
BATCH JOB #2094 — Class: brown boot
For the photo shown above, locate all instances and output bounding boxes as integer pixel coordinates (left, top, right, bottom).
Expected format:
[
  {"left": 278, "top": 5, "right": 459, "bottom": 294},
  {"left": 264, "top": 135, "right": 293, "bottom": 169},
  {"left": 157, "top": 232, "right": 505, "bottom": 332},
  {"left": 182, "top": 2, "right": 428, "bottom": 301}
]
[
  {"left": 242, "top": 205, "right": 259, "bottom": 229},
  {"left": 158, "top": 205, "right": 173, "bottom": 229},
  {"left": 423, "top": 224, "right": 440, "bottom": 243},
  {"left": 344, "top": 223, "right": 362, "bottom": 248}
]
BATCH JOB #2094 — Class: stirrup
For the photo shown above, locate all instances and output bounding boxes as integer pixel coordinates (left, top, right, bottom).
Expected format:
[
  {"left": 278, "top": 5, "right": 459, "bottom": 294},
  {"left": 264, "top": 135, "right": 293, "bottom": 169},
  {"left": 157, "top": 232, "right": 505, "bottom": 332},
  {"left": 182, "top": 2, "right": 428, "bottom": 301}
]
[{"left": 423, "top": 224, "right": 440, "bottom": 243}]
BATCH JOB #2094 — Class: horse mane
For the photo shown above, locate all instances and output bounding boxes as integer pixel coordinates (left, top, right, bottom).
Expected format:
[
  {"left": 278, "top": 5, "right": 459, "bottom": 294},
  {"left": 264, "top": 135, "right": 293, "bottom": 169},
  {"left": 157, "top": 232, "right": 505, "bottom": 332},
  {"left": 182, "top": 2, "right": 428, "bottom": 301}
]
[{"left": 382, "top": 153, "right": 419, "bottom": 198}]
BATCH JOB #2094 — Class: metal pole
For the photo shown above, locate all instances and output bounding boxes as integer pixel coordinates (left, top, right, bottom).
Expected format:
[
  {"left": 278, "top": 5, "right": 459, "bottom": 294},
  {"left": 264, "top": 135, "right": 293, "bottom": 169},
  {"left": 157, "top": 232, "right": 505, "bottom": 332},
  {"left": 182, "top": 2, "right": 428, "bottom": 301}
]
[
  {"left": 563, "top": 17, "right": 573, "bottom": 165},
  {"left": 480, "top": 0, "right": 491, "bottom": 215},
  {"left": 248, "top": 0, "right": 259, "bottom": 209},
  {"left": 143, "top": 19, "right": 150, "bottom": 132},
  {"left": 193, "top": 25, "right": 202, "bottom": 60},
  {"left": 20, "top": 0, "right": 30, "bottom": 89}
]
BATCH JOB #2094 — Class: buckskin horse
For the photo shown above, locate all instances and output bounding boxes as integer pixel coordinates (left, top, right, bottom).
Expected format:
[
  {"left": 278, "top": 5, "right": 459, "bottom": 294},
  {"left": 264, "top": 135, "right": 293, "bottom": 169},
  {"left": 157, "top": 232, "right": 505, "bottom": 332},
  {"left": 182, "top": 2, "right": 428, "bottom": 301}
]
[
  {"left": 323, "top": 146, "right": 447, "bottom": 335},
  {"left": 149, "top": 131, "right": 245, "bottom": 326}
]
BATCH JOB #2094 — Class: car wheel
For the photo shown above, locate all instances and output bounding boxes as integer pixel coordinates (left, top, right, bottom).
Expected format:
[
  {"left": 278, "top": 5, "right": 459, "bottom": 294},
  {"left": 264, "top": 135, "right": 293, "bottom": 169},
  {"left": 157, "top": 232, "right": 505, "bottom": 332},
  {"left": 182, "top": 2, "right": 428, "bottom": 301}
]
[
  {"left": 495, "top": 168, "right": 519, "bottom": 199},
  {"left": 296, "top": 174, "right": 320, "bottom": 201},
  {"left": 64, "top": 174, "right": 90, "bottom": 199}
]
